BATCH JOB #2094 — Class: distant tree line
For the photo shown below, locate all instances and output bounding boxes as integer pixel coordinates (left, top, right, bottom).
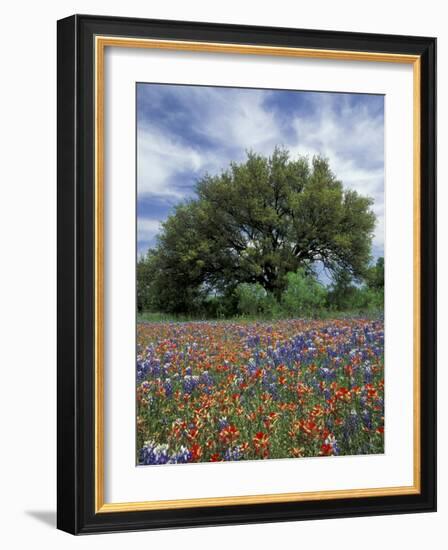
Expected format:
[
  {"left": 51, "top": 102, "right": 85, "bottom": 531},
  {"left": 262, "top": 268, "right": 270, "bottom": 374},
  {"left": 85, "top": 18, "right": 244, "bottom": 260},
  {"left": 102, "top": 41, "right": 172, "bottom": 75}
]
[{"left": 137, "top": 148, "right": 383, "bottom": 318}]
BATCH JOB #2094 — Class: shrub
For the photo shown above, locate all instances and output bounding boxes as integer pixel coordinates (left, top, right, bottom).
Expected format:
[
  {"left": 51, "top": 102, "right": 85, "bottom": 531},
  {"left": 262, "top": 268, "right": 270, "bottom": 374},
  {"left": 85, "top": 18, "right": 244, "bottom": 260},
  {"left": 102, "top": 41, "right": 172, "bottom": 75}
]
[
  {"left": 282, "top": 269, "right": 327, "bottom": 316},
  {"left": 353, "top": 287, "right": 384, "bottom": 311},
  {"left": 235, "top": 283, "right": 273, "bottom": 316}
]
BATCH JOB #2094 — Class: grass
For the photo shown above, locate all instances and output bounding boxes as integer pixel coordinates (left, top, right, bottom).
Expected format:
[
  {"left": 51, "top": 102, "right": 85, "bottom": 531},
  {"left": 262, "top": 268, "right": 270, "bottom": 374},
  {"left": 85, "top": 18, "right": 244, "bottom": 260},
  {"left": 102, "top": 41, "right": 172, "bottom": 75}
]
[{"left": 137, "top": 309, "right": 384, "bottom": 324}]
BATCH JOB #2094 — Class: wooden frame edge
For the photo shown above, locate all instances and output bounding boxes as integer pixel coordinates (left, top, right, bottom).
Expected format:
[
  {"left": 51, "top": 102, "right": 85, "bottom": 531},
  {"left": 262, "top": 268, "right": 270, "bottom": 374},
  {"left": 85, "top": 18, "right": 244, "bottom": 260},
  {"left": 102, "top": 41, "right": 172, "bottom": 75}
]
[{"left": 97, "top": 486, "right": 420, "bottom": 513}]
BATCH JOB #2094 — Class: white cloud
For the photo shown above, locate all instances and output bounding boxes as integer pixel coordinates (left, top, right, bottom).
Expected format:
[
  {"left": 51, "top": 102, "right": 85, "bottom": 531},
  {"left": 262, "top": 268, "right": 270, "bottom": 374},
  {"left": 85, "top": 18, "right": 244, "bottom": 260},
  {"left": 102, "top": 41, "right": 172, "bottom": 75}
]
[
  {"left": 194, "top": 88, "right": 281, "bottom": 154},
  {"left": 137, "top": 218, "right": 162, "bottom": 243},
  {"left": 287, "top": 95, "right": 384, "bottom": 250},
  {"left": 137, "top": 88, "right": 286, "bottom": 203},
  {"left": 137, "top": 127, "right": 205, "bottom": 199}
]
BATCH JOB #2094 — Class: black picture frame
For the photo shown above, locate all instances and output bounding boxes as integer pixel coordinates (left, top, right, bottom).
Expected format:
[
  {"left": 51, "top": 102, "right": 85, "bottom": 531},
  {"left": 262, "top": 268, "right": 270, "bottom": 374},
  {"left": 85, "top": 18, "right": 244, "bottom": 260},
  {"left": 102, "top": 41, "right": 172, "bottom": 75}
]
[{"left": 57, "top": 14, "right": 436, "bottom": 534}]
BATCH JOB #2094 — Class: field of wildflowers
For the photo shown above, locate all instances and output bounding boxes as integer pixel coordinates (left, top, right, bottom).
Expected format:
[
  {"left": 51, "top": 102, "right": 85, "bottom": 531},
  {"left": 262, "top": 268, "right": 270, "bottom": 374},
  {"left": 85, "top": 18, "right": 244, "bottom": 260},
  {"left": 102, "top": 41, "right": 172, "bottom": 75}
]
[{"left": 136, "top": 318, "right": 384, "bottom": 465}]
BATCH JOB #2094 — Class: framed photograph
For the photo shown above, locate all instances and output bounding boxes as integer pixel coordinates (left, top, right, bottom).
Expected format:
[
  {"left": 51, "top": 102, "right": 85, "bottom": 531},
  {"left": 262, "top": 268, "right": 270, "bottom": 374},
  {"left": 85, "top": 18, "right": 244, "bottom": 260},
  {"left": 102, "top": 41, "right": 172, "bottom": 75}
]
[{"left": 57, "top": 14, "right": 436, "bottom": 534}]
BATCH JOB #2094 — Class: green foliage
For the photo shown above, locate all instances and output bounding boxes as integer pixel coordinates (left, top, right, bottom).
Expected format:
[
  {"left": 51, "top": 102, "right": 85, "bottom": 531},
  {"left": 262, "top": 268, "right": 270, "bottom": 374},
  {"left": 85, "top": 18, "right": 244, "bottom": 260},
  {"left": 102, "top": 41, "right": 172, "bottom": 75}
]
[
  {"left": 353, "top": 287, "right": 384, "bottom": 311},
  {"left": 327, "top": 257, "right": 384, "bottom": 312},
  {"left": 234, "top": 283, "right": 276, "bottom": 316},
  {"left": 281, "top": 268, "right": 327, "bottom": 316},
  {"left": 138, "top": 148, "right": 377, "bottom": 315},
  {"left": 137, "top": 252, "right": 156, "bottom": 312},
  {"left": 202, "top": 292, "right": 238, "bottom": 319},
  {"left": 365, "top": 257, "right": 384, "bottom": 291},
  {"left": 326, "top": 269, "right": 359, "bottom": 311}
]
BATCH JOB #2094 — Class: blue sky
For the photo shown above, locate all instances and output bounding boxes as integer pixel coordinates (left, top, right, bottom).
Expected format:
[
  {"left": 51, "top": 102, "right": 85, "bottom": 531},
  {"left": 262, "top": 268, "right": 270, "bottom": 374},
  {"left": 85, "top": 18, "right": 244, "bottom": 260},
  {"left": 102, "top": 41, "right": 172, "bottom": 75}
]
[{"left": 137, "top": 84, "right": 384, "bottom": 264}]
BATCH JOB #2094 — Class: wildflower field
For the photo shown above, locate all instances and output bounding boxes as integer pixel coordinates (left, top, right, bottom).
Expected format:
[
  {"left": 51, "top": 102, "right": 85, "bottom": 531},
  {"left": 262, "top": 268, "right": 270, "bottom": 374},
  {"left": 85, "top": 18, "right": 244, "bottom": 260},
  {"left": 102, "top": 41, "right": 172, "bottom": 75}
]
[{"left": 137, "top": 318, "right": 384, "bottom": 465}]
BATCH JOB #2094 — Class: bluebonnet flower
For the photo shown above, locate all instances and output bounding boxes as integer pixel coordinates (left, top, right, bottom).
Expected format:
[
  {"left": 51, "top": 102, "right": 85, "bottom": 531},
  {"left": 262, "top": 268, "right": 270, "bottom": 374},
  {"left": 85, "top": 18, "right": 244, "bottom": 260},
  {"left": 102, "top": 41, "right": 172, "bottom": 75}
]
[
  {"left": 182, "top": 374, "right": 199, "bottom": 394},
  {"left": 326, "top": 434, "right": 340, "bottom": 455},
  {"left": 200, "top": 370, "right": 214, "bottom": 387},
  {"left": 223, "top": 446, "right": 244, "bottom": 461},
  {"left": 173, "top": 446, "right": 191, "bottom": 463},
  {"left": 362, "top": 409, "right": 373, "bottom": 430},
  {"left": 363, "top": 362, "right": 373, "bottom": 383},
  {"left": 343, "top": 409, "right": 360, "bottom": 440},
  {"left": 139, "top": 441, "right": 192, "bottom": 465},
  {"left": 218, "top": 416, "right": 229, "bottom": 430},
  {"left": 164, "top": 378, "right": 173, "bottom": 397},
  {"left": 268, "top": 382, "right": 279, "bottom": 399},
  {"left": 139, "top": 441, "right": 170, "bottom": 465}
]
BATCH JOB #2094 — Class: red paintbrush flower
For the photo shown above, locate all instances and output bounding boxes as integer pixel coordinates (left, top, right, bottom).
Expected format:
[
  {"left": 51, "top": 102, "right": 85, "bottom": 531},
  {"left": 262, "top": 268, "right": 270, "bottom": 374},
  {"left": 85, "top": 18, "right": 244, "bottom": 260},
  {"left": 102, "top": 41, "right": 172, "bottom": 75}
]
[
  {"left": 187, "top": 427, "right": 199, "bottom": 440},
  {"left": 320, "top": 443, "right": 333, "bottom": 456},
  {"left": 253, "top": 431, "right": 270, "bottom": 456},
  {"left": 190, "top": 443, "right": 203, "bottom": 461},
  {"left": 219, "top": 424, "right": 240, "bottom": 444},
  {"left": 299, "top": 419, "right": 318, "bottom": 436}
]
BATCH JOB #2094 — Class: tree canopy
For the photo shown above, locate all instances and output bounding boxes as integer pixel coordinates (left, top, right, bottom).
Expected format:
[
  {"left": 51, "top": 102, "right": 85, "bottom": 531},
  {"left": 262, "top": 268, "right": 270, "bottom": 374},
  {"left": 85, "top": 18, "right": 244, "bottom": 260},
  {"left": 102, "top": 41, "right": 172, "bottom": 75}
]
[{"left": 138, "top": 148, "right": 377, "bottom": 314}]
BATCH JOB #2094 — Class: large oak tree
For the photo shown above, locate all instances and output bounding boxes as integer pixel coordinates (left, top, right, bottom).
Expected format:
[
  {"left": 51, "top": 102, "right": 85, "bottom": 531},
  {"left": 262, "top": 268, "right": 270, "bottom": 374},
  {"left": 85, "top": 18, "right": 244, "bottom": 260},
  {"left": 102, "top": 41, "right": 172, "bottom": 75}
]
[{"left": 138, "top": 148, "right": 376, "bottom": 313}]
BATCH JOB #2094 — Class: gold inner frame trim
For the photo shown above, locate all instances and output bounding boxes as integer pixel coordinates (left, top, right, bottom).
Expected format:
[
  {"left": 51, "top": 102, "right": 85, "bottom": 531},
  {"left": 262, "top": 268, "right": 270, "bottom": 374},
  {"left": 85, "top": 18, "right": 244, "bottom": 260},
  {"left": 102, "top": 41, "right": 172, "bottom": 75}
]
[{"left": 94, "top": 35, "right": 421, "bottom": 514}]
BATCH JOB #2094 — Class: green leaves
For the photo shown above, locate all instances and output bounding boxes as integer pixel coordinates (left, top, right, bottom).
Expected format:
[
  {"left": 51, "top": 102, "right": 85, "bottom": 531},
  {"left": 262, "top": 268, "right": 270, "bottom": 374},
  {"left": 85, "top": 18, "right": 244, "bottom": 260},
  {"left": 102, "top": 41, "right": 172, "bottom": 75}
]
[
  {"left": 138, "top": 148, "right": 377, "bottom": 314},
  {"left": 282, "top": 269, "right": 327, "bottom": 316}
]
